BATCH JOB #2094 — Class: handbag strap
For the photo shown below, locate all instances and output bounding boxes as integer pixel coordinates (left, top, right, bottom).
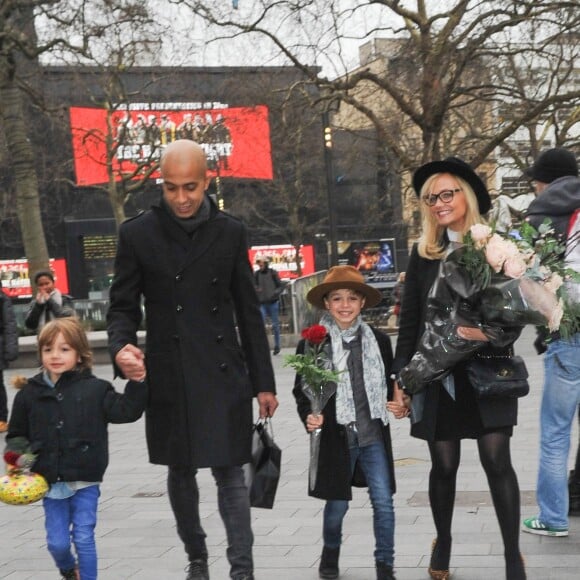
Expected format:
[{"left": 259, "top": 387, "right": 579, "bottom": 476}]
[
  {"left": 255, "top": 417, "right": 275, "bottom": 440},
  {"left": 473, "top": 345, "right": 514, "bottom": 359}
]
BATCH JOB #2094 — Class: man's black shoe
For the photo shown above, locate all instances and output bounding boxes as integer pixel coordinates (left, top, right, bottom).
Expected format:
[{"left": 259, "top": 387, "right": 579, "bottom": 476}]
[
  {"left": 186, "top": 559, "right": 209, "bottom": 580},
  {"left": 273, "top": 347, "right": 280, "bottom": 355}
]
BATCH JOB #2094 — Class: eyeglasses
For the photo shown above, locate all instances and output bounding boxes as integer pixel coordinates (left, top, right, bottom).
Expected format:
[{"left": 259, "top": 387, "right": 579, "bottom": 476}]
[{"left": 423, "top": 188, "right": 462, "bottom": 206}]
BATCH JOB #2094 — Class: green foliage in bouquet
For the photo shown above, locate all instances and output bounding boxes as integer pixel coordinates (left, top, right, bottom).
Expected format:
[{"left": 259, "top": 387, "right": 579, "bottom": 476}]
[
  {"left": 456, "top": 230, "right": 492, "bottom": 289},
  {"left": 284, "top": 325, "right": 341, "bottom": 394}
]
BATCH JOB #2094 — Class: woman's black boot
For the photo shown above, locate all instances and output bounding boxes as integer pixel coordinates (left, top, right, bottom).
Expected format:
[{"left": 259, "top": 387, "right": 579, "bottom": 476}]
[
  {"left": 319, "top": 546, "right": 340, "bottom": 579},
  {"left": 569, "top": 470, "right": 580, "bottom": 515}
]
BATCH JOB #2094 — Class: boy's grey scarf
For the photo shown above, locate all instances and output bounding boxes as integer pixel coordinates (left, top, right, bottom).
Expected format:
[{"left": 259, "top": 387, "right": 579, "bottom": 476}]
[{"left": 320, "top": 312, "right": 389, "bottom": 426}]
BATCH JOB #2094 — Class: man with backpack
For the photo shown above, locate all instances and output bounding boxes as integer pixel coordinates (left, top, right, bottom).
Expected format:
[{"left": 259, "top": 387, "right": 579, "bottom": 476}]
[
  {"left": 254, "top": 257, "right": 284, "bottom": 355},
  {"left": 521, "top": 147, "right": 580, "bottom": 537}
]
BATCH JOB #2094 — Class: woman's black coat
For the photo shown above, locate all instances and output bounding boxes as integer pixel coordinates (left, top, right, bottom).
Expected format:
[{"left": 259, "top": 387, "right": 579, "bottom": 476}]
[
  {"left": 392, "top": 244, "right": 521, "bottom": 441},
  {"left": 292, "top": 326, "right": 396, "bottom": 501},
  {"left": 107, "top": 198, "right": 276, "bottom": 468}
]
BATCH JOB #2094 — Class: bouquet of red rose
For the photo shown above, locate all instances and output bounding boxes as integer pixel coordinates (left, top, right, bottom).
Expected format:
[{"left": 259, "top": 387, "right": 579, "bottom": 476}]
[{"left": 285, "top": 324, "right": 340, "bottom": 490}]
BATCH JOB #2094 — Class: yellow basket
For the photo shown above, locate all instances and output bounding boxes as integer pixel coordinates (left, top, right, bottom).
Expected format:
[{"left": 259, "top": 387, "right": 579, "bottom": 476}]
[{"left": 0, "top": 470, "right": 49, "bottom": 505}]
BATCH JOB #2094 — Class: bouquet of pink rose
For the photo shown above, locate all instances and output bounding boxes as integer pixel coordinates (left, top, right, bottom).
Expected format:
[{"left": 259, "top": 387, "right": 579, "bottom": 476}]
[{"left": 399, "top": 220, "right": 580, "bottom": 394}]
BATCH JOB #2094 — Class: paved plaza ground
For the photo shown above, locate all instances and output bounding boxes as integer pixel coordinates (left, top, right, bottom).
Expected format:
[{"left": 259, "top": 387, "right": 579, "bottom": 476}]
[{"left": 1, "top": 327, "right": 579, "bottom": 579}]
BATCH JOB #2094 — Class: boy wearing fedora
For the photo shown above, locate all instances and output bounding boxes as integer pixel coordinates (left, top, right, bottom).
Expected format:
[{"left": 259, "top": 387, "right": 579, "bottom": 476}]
[{"left": 292, "top": 265, "right": 406, "bottom": 580}]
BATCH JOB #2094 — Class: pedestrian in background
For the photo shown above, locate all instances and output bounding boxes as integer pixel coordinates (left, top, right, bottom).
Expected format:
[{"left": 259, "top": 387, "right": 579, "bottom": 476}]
[
  {"left": 24, "top": 270, "right": 74, "bottom": 333},
  {"left": 254, "top": 257, "right": 284, "bottom": 355},
  {"left": 107, "top": 139, "right": 278, "bottom": 580},
  {"left": 293, "top": 265, "right": 405, "bottom": 580},
  {"left": 521, "top": 147, "right": 580, "bottom": 538},
  {"left": 392, "top": 272, "right": 405, "bottom": 327},
  {"left": 0, "top": 284, "right": 18, "bottom": 432},
  {"left": 5, "top": 317, "right": 147, "bottom": 580},
  {"left": 392, "top": 157, "right": 526, "bottom": 580}
]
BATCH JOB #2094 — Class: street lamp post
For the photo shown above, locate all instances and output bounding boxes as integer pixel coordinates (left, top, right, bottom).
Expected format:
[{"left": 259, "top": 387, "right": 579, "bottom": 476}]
[{"left": 322, "top": 109, "right": 339, "bottom": 267}]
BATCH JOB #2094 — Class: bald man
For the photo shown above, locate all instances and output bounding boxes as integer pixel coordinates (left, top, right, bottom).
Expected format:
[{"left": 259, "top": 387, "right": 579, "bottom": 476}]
[{"left": 107, "top": 140, "right": 278, "bottom": 580}]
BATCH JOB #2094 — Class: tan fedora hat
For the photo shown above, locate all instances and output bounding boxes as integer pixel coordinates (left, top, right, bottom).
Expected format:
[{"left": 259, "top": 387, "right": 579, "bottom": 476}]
[{"left": 306, "top": 265, "right": 383, "bottom": 310}]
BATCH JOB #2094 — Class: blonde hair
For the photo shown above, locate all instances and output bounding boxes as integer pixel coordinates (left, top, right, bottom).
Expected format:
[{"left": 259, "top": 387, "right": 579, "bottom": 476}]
[
  {"left": 37, "top": 318, "right": 93, "bottom": 371},
  {"left": 417, "top": 174, "right": 484, "bottom": 260}
]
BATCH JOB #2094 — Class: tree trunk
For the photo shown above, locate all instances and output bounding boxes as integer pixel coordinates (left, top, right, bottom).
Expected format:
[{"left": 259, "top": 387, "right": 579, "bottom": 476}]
[
  {"left": 0, "top": 55, "right": 50, "bottom": 278},
  {"left": 109, "top": 182, "right": 127, "bottom": 228}
]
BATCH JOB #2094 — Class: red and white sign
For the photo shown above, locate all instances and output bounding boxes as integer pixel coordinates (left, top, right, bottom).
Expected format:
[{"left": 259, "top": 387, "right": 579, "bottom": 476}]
[
  {"left": 248, "top": 245, "right": 315, "bottom": 280},
  {"left": 70, "top": 104, "right": 273, "bottom": 185},
  {"left": 0, "top": 259, "right": 70, "bottom": 299}
]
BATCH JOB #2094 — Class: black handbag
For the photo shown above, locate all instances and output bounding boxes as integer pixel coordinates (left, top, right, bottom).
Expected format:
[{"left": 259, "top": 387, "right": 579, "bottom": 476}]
[
  {"left": 247, "top": 419, "right": 281, "bottom": 509},
  {"left": 467, "top": 355, "right": 530, "bottom": 399}
]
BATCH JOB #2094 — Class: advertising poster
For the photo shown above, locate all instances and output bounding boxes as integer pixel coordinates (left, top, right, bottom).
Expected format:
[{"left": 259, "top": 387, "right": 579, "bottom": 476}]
[
  {"left": 70, "top": 102, "right": 273, "bottom": 185},
  {"left": 336, "top": 239, "right": 397, "bottom": 285},
  {"left": 248, "top": 245, "right": 315, "bottom": 280},
  {"left": 0, "top": 259, "right": 70, "bottom": 299}
]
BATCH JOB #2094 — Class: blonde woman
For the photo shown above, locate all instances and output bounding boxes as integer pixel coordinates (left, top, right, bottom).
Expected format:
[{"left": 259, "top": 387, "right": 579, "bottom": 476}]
[{"left": 392, "top": 157, "right": 526, "bottom": 580}]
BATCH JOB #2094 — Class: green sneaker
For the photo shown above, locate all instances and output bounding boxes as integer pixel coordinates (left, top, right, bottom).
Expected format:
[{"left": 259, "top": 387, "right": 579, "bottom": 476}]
[{"left": 522, "top": 516, "right": 568, "bottom": 537}]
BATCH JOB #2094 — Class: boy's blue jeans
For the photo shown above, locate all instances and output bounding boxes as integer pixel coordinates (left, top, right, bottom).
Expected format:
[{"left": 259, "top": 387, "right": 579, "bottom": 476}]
[
  {"left": 43, "top": 485, "right": 100, "bottom": 579},
  {"left": 537, "top": 334, "right": 580, "bottom": 528},
  {"left": 323, "top": 440, "right": 395, "bottom": 566}
]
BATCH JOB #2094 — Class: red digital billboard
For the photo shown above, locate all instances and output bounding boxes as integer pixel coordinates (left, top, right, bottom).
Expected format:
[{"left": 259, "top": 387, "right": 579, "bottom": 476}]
[
  {"left": 248, "top": 245, "right": 315, "bottom": 280},
  {"left": 0, "top": 259, "right": 70, "bottom": 299},
  {"left": 70, "top": 103, "right": 273, "bottom": 186}
]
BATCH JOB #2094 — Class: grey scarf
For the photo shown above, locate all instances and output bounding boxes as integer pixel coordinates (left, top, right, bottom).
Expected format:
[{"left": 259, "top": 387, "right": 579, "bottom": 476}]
[
  {"left": 161, "top": 195, "right": 211, "bottom": 235},
  {"left": 320, "top": 312, "right": 389, "bottom": 426}
]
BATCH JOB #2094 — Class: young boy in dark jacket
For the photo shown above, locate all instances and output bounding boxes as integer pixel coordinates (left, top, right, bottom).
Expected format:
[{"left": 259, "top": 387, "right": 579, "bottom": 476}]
[{"left": 5, "top": 317, "right": 147, "bottom": 580}]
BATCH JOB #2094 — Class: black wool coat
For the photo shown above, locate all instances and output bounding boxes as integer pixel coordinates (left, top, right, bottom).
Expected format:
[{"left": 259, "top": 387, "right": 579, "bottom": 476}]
[
  {"left": 107, "top": 198, "right": 276, "bottom": 468},
  {"left": 392, "top": 244, "right": 521, "bottom": 441},
  {"left": 6, "top": 370, "right": 146, "bottom": 483},
  {"left": 292, "top": 326, "right": 396, "bottom": 501}
]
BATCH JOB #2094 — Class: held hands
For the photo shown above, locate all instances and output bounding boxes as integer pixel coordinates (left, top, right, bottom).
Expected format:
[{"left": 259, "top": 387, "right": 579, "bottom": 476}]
[
  {"left": 257, "top": 392, "right": 279, "bottom": 418},
  {"left": 306, "top": 413, "right": 324, "bottom": 432},
  {"left": 386, "top": 379, "right": 410, "bottom": 419},
  {"left": 115, "top": 344, "right": 146, "bottom": 382}
]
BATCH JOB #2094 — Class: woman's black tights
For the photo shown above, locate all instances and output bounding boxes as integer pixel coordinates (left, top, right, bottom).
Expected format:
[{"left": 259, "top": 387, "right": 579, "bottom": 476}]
[{"left": 427, "top": 432, "right": 525, "bottom": 578}]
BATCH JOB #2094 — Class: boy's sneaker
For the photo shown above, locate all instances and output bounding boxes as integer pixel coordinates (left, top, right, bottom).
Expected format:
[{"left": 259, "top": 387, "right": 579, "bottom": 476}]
[{"left": 522, "top": 516, "right": 568, "bottom": 537}]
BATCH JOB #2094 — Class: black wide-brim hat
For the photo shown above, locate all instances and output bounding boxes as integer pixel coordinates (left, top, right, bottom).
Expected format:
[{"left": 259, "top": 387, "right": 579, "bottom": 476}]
[{"left": 412, "top": 156, "right": 491, "bottom": 214}]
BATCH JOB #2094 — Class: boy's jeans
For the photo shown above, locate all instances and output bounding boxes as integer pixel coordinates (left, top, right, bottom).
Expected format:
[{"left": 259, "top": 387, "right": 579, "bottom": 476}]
[
  {"left": 323, "top": 440, "right": 395, "bottom": 566},
  {"left": 537, "top": 334, "right": 580, "bottom": 528},
  {"left": 43, "top": 485, "right": 100, "bottom": 580}
]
